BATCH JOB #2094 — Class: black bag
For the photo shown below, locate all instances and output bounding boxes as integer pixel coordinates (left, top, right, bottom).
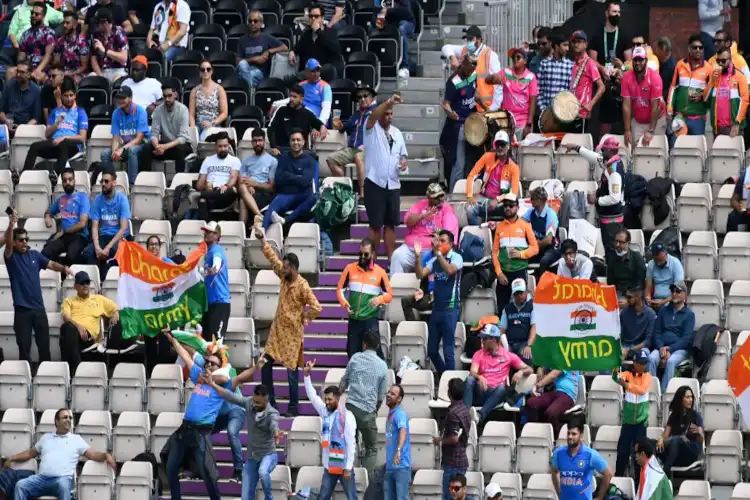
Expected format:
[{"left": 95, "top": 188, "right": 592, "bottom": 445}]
[
  {"left": 691, "top": 323, "right": 720, "bottom": 382},
  {"left": 364, "top": 465, "right": 386, "bottom": 500},
  {"left": 645, "top": 177, "right": 674, "bottom": 227},
  {"left": 460, "top": 266, "right": 491, "bottom": 299},
  {"left": 646, "top": 226, "right": 681, "bottom": 262},
  {"left": 459, "top": 231, "right": 485, "bottom": 263}
]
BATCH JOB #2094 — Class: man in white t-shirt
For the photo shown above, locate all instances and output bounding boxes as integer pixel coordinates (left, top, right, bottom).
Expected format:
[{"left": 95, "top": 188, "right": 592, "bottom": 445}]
[
  {"left": 147, "top": 0, "right": 190, "bottom": 62},
  {"left": 119, "top": 55, "right": 163, "bottom": 114},
  {"left": 195, "top": 131, "right": 240, "bottom": 221}
]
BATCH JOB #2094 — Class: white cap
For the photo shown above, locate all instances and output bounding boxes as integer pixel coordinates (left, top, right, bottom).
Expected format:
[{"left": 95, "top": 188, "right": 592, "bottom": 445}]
[
  {"left": 493, "top": 130, "right": 510, "bottom": 145},
  {"left": 486, "top": 484, "right": 503, "bottom": 498},
  {"left": 498, "top": 193, "right": 518, "bottom": 203},
  {"left": 511, "top": 278, "right": 526, "bottom": 294},
  {"left": 201, "top": 221, "right": 221, "bottom": 233},
  {"left": 632, "top": 46, "right": 648, "bottom": 59}
]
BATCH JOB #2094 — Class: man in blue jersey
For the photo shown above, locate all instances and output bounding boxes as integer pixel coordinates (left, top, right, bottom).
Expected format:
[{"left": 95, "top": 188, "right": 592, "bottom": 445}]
[
  {"left": 551, "top": 417, "right": 613, "bottom": 500},
  {"left": 300, "top": 58, "right": 332, "bottom": 123},
  {"left": 162, "top": 329, "right": 231, "bottom": 500},
  {"left": 201, "top": 221, "right": 230, "bottom": 341},
  {"left": 42, "top": 167, "right": 90, "bottom": 265}
]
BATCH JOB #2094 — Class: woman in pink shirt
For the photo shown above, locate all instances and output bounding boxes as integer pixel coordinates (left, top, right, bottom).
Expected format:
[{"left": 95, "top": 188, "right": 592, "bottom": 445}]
[
  {"left": 570, "top": 31, "right": 605, "bottom": 125},
  {"left": 488, "top": 48, "right": 538, "bottom": 139}
]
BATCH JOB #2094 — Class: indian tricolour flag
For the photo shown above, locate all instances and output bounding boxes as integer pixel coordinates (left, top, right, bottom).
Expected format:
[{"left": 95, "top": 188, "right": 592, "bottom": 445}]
[
  {"left": 115, "top": 240, "right": 208, "bottom": 339},
  {"left": 531, "top": 272, "right": 621, "bottom": 371},
  {"left": 728, "top": 338, "right": 750, "bottom": 428},
  {"left": 637, "top": 456, "right": 673, "bottom": 500}
]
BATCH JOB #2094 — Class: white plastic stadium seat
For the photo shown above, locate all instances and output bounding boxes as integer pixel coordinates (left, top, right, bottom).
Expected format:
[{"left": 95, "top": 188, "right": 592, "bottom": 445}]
[
  {"left": 518, "top": 142, "right": 554, "bottom": 181},
  {"left": 131, "top": 172, "right": 166, "bottom": 220},
  {"left": 135, "top": 219, "right": 173, "bottom": 257},
  {"left": 246, "top": 221, "right": 283, "bottom": 270},
  {"left": 523, "top": 473, "right": 557, "bottom": 500},
  {"left": 285, "top": 416, "right": 322, "bottom": 468},
  {"left": 429, "top": 370, "right": 469, "bottom": 410},
  {"left": 713, "top": 183, "right": 736, "bottom": 234},
  {"left": 147, "top": 364, "right": 184, "bottom": 414},
  {"left": 719, "top": 233, "right": 750, "bottom": 282},
  {"left": 701, "top": 379, "right": 738, "bottom": 432},
  {"left": 11, "top": 124, "right": 46, "bottom": 171},
  {"left": 294, "top": 466, "right": 323, "bottom": 492},
  {"left": 390, "top": 321, "right": 428, "bottom": 370},
  {"left": 109, "top": 363, "right": 146, "bottom": 413},
  {"left": 400, "top": 371, "right": 434, "bottom": 418},
  {"left": 256, "top": 464, "right": 292, "bottom": 498},
  {"left": 112, "top": 411, "right": 150, "bottom": 462},
  {"left": 77, "top": 410, "right": 112, "bottom": 456},
  {"left": 217, "top": 221, "right": 247, "bottom": 269},
  {"left": 706, "top": 329, "right": 731, "bottom": 381},
  {"left": 489, "top": 473, "right": 523, "bottom": 500},
  {"left": 285, "top": 223, "right": 321, "bottom": 274},
  {"left": 708, "top": 135, "right": 744, "bottom": 184},
  {"left": 150, "top": 412, "right": 183, "bottom": 463},
  {"left": 385, "top": 273, "right": 420, "bottom": 323},
  {"left": 683, "top": 231, "right": 718, "bottom": 280},
  {"left": 675, "top": 480, "right": 711, "bottom": 500},
  {"left": 727, "top": 281, "right": 750, "bottom": 332},
  {"left": 592, "top": 425, "right": 620, "bottom": 472},
  {"left": 225, "top": 317, "right": 255, "bottom": 367},
  {"left": 628, "top": 229, "right": 646, "bottom": 256},
  {"left": 643, "top": 183, "right": 675, "bottom": 232},
  {"left": 0, "top": 408, "right": 34, "bottom": 458},
  {"left": 411, "top": 469, "right": 443, "bottom": 498},
  {"left": 670, "top": 136, "right": 707, "bottom": 183},
  {"left": 478, "top": 421, "right": 516, "bottom": 473},
  {"left": 676, "top": 183, "right": 712, "bottom": 233},
  {"left": 16, "top": 170, "right": 52, "bottom": 218},
  {"left": 251, "top": 270, "right": 280, "bottom": 322},
  {"left": 116, "top": 460, "right": 154, "bottom": 500},
  {"left": 227, "top": 269, "right": 251, "bottom": 317},
  {"left": 459, "top": 225, "right": 493, "bottom": 268},
  {"left": 72, "top": 362, "right": 109, "bottom": 412},
  {"left": 23, "top": 217, "right": 56, "bottom": 253},
  {"left": 730, "top": 483, "right": 750, "bottom": 500},
  {"left": 462, "top": 288, "right": 498, "bottom": 325},
  {"left": 0, "top": 360, "right": 31, "bottom": 410},
  {"left": 587, "top": 375, "right": 622, "bottom": 427},
  {"left": 173, "top": 220, "right": 206, "bottom": 257},
  {"left": 33, "top": 361, "right": 70, "bottom": 412},
  {"left": 557, "top": 134, "right": 594, "bottom": 181},
  {"left": 516, "top": 423, "right": 554, "bottom": 474},
  {"left": 77, "top": 459, "right": 115, "bottom": 500},
  {"left": 688, "top": 279, "right": 724, "bottom": 328},
  {"left": 86, "top": 125, "right": 112, "bottom": 169},
  {"left": 632, "top": 135, "right": 668, "bottom": 179},
  {"left": 409, "top": 418, "right": 439, "bottom": 471}
]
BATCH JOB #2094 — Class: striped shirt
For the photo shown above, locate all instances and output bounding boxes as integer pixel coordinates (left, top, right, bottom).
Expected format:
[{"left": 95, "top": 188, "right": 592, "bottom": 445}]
[
  {"left": 339, "top": 349, "right": 388, "bottom": 413},
  {"left": 537, "top": 56, "right": 575, "bottom": 111},
  {"left": 318, "top": 0, "right": 345, "bottom": 22}
]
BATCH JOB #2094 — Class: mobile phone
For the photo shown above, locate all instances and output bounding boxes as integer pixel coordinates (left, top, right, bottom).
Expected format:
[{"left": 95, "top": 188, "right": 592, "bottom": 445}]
[{"left": 5, "top": 206, "right": 13, "bottom": 216}]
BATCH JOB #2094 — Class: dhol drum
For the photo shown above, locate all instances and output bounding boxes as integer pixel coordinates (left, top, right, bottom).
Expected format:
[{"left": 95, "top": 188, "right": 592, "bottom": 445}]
[
  {"left": 463, "top": 110, "right": 516, "bottom": 147},
  {"left": 538, "top": 90, "right": 582, "bottom": 133},
  {"left": 464, "top": 112, "right": 488, "bottom": 146}
]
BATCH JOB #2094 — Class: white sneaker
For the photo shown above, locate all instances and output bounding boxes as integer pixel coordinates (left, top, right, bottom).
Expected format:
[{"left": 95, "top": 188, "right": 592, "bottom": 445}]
[
  {"left": 470, "top": 407, "right": 480, "bottom": 424},
  {"left": 398, "top": 68, "right": 410, "bottom": 79},
  {"left": 270, "top": 211, "right": 286, "bottom": 225}
]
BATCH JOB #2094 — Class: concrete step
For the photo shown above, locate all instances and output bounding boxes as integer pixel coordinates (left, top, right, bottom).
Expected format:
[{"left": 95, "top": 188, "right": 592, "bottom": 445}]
[
  {"left": 394, "top": 103, "right": 441, "bottom": 119},
  {"left": 419, "top": 50, "right": 445, "bottom": 66},
  {"left": 399, "top": 76, "right": 445, "bottom": 92},
  {"left": 394, "top": 116, "right": 442, "bottom": 131},
  {"left": 398, "top": 89, "right": 441, "bottom": 105},
  {"left": 407, "top": 157, "right": 442, "bottom": 179},
  {"left": 421, "top": 24, "right": 478, "bottom": 41},
  {"left": 418, "top": 63, "right": 447, "bottom": 78},
  {"left": 404, "top": 130, "right": 441, "bottom": 146}
]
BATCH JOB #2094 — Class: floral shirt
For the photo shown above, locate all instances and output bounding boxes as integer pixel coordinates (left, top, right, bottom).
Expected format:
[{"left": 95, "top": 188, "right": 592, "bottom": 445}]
[
  {"left": 55, "top": 33, "right": 90, "bottom": 73},
  {"left": 19, "top": 25, "right": 56, "bottom": 70},
  {"left": 93, "top": 26, "right": 129, "bottom": 70}
]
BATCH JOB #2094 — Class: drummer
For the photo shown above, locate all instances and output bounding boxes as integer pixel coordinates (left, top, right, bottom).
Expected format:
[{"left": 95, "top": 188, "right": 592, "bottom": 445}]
[
  {"left": 570, "top": 30, "right": 605, "bottom": 131},
  {"left": 442, "top": 55, "right": 479, "bottom": 191},
  {"left": 486, "top": 47, "right": 538, "bottom": 141}
]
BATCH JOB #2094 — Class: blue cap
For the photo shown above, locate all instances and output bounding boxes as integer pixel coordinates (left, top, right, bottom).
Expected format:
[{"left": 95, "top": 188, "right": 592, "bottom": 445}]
[
  {"left": 651, "top": 242, "right": 666, "bottom": 254},
  {"left": 74, "top": 271, "right": 91, "bottom": 285},
  {"left": 633, "top": 349, "right": 648, "bottom": 364},
  {"left": 305, "top": 58, "right": 321, "bottom": 70},
  {"left": 570, "top": 30, "right": 587, "bottom": 42},
  {"left": 478, "top": 324, "right": 501, "bottom": 339}
]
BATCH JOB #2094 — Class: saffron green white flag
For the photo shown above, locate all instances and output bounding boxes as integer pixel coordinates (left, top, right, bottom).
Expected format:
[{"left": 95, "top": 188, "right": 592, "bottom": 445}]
[{"left": 637, "top": 456, "right": 673, "bottom": 500}]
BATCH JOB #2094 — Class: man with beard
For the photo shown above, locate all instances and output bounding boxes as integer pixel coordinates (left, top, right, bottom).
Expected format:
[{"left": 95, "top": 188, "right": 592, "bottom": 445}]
[
  {"left": 42, "top": 167, "right": 90, "bottom": 265},
  {"left": 53, "top": 11, "right": 90, "bottom": 83},
  {"left": 16, "top": 2, "right": 56, "bottom": 83},
  {"left": 254, "top": 223, "right": 322, "bottom": 417},
  {"left": 491, "top": 193, "right": 538, "bottom": 310},
  {"left": 703, "top": 46, "right": 749, "bottom": 137},
  {"left": 383, "top": 384, "right": 411, "bottom": 500},
  {"left": 140, "top": 83, "right": 194, "bottom": 174},
  {"left": 522, "top": 187, "right": 559, "bottom": 276},
  {"left": 195, "top": 132, "right": 240, "bottom": 221},
  {"left": 570, "top": 30, "right": 605, "bottom": 131},
  {"left": 441, "top": 55, "right": 477, "bottom": 191},
  {"left": 0, "top": 60, "right": 41, "bottom": 138},
  {"left": 23, "top": 76, "right": 87, "bottom": 185},
  {"left": 666, "top": 34, "right": 711, "bottom": 136},
  {"left": 200, "top": 221, "right": 232, "bottom": 340},
  {"left": 268, "top": 84, "right": 326, "bottom": 152},
  {"left": 551, "top": 417, "right": 612, "bottom": 500},
  {"left": 238, "top": 128, "right": 277, "bottom": 227},
  {"left": 82, "top": 168, "right": 131, "bottom": 278},
  {"left": 100, "top": 85, "right": 150, "bottom": 185},
  {"left": 119, "top": 55, "right": 163, "bottom": 114},
  {"left": 622, "top": 47, "right": 667, "bottom": 147},
  {"left": 303, "top": 359, "right": 358, "bottom": 500},
  {"left": 562, "top": 137, "right": 624, "bottom": 260},
  {"left": 236, "top": 10, "right": 287, "bottom": 88},
  {"left": 262, "top": 130, "right": 318, "bottom": 230}
]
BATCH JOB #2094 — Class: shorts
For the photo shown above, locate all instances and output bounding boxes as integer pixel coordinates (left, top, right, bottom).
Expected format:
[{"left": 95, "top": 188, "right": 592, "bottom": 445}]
[
  {"left": 364, "top": 178, "right": 400, "bottom": 229},
  {"left": 327, "top": 147, "right": 363, "bottom": 167},
  {"left": 253, "top": 190, "right": 274, "bottom": 210}
]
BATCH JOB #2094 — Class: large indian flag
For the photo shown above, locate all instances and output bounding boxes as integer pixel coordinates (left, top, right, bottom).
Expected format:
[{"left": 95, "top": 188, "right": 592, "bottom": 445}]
[
  {"left": 637, "top": 456, "right": 673, "bottom": 500},
  {"left": 728, "top": 339, "right": 750, "bottom": 428},
  {"left": 532, "top": 272, "right": 621, "bottom": 371},
  {"left": 115, "top": 240, "right": 208, "bottom": 339}
]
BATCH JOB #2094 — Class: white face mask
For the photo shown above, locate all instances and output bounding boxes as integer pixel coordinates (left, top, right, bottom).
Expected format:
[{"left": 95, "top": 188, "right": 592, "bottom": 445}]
[{"left": 615, "top": 249, "right": 627, "bottom": 257}]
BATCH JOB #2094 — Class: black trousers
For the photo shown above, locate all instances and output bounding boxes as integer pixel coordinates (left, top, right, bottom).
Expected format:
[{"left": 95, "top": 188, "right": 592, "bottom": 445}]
[
  {"left": 201, "top": 303, "right": 230, "bottom": 340},
  {"left": 599, "top": 218, "right": 624, "bottom": 262},
  {"left": 24, "top": 139, "right": 80, "bottom": 174},
  {"left": 615, "top": 422, "right": 646, "bottom": 481},
  {"left": 41, "top": 233, "right": 88, "bottom": 265},
  {"left": 60, "top": 320, "right": 125, "bottom": 374},
  {"left": 496, "top": 269, "right": 528, "bottom": 313},
  {"left": 529, "top": 245, "right": 560, "bottom": 277},
  {"left": 14, "top": 307, "right": 50, "bottom": 362},
  {"left": 140, "top": 142, "right": 195, "bottom": 174},
  {"left": 401, "top": 293, "right": 432, "bottom": 321},
  {"left": 197, "top": 189, "right": 237, "bottom": 221},
  {"left": 144, "top": 333, "right": 175, "bottom": 377}
]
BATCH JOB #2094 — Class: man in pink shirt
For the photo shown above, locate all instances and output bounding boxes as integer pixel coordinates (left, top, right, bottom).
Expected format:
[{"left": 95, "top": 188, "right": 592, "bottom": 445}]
[
  {"left": 622, "top": 46, "right": 667, "bottom": 147},
  {"left": 390, "top": 183, "right": 459, "bottom": 274},
  {"left": 464, "top": 322, "right": 533, "bottom": 424},
  {"left": 487, "top": 48, "right": 538, "bottom": 140},
  {"left": 570, "top": 30, "right": 605, "bottom": 128}
]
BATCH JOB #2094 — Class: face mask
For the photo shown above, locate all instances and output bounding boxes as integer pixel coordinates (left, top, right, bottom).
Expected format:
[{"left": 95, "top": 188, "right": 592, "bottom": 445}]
[
  {"left": 439, "top": 242, "right": 452, "bottom": 255},
  {"left": 608, "top": 15, "right": 620, "bottom": 26},
  {"left": 466, "top": 41, "right": 477, "bottom": 53},
  {"left": 615, "top": 249, "right": 627, "bottom": 257},
  {"left": 217, "top": 151, "right": 228, "bottom": 159},
  {"left": 63, "top": 184, "right": 75, "bottom": 195}
]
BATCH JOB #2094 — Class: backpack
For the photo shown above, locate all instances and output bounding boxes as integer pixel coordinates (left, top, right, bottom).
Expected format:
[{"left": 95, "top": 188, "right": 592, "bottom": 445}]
[
  {"left": 645, "top": 177, "right": 674, "bottom": 227},
  {"left": 690, "top": 323, "right": 720, "bottom": 382},
  {"left": 459, "top": 231, "right": 485, "bottom": 263},
  {"left": 646, "top": 227, "right": 682, "bottom": 262},
  {"left": 314, "top": 181, "right": 356, "bottom": 231}
]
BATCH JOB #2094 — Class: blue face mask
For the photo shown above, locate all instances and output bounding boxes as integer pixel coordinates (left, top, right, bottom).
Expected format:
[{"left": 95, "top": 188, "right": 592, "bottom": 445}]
[{"left": 467, "top": 41, "right": 477, "bottom": 53}]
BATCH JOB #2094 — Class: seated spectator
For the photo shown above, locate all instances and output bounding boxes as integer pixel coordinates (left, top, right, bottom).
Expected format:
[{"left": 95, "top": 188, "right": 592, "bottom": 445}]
[
  {"left": 53, "top": 11, "right": 90, "bottom": 83},
  {"left": 464, "top": 322, "right": 532, "bottom": 424},
  {"left": 525, "top": 369, "right": 581, "bottom": 436},
  {"left": 656, "top": 385, "right": 704, "bottom": 475},
  {"left": 318, "top": 0, "right": 346, "bottom": 29},
  {"left": 522, "top": 187, "right": 560, "bottom": 275},
  {"left": 6, "top": 0, "right": 62, "bottom": 50},
  {"left": 645, "top": 242, "right": 684, "bottom": 310},
  {"left": 499, "top": 278, "right": 535, "bottom": 364},
  {"left": 236, "top": 11, "right": 288, "bottom": 88},
  {"left": 648, "top": 281, "right": 695, "bottom": 392},
  {"left": 119, "top": 55, "right": 163, "bottom": 114},
  {"left": 607, "top": 230, "right": 646, "bottom": 304},
  {"left": 140, "top": 83, "right": 195, "bottom": 174},
  {"left": 401, "top": 252, "right": 434, "bottom": 320},
  {"left": 100, "top": 86, "right": 149, "bottom": 185},
  {"left": 195, "top": 131, "right": 240, "bottom": 222},
  {"left": 83, "top": 0, "right": 132, "bottom": 35},
  {"left": 728, "top": 167, "right": 750, "bottom": 232},
  {"left": 327, "top": 85, "right": 376, "bottom": 197},
  {"left": 485, "top": 484, "right": 504, "bottom": 500},
  {"left": 390, "top": 183, "right": 458, "bottom": 274},
  {"left": 465, "top": 131, "right": 520, "bottom": 225},
  {"left": 41, "top": 71, "right": 64, "bottom": 123},
  {"left": 82, "top": 169, "right": 131, "bottom": 278},
  {"left": 289, "top": 4, "right": 343, "bottom": 79},
  {"left": 300, "top": 58, "right": 332, "bottom": 123},
  {"left": 146, "top": 0, "right": 190, "bottom": 62},
  {"left": 378, "top": 0, "right": 415, "bottom": 79},
  {"left": 0, "top": 60, "right": 41, "bottom": 139},
  {"left": 17, "top": 2, "right": 56, "bottom": 83},
  {"left": 189, "top": 60, "right": 229, "bottom": 141},
  {"left": 42, "top": 167, "right": 89, "bottom": 264},
  {"left": 238, "top": 128, "right": 277, "bottom": 227},
  {"left": 555, "top": 239, "right": 594, "bottom": 280},
  {"left": 22, "top": 77, "right": 87, "bottom": 184},
  {"left": 61, "top": 270, "right": 121, "bottom": 373},
  {"left": 268, "top": 84, "right": 326, "bottom": 152},
  {"left": 620, "top": 288, "right": 655, "bottom": 359},
  {"left": 262, "top": 130, "right": 318, "bottom": 229},
  {"left": 90, "top": 9, "right": 129, "bottom": 82},
  {"left": 4, "top": 408, "right": 114, "bottom": 499}
]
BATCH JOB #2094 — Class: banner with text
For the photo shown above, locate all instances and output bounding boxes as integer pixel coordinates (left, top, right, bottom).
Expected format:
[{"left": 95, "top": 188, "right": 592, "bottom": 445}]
[{"left": 532, "top": 272, "right": 621, "bottom": 371}]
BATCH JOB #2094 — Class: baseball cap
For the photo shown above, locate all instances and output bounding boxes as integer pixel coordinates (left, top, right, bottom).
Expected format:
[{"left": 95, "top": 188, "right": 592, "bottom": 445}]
[
  {"left": 650, "top": 242, "right": 666, "bottom": 254},
  {"left": 499, "top": 193, "right": 518, "bottom": 204},
  {"left": 471, "top": 315, "right": 500, "bottom": 331},
  {"left": 201, "top": 221, "right": 222, "bottom": 234},
  {"left": 632, "top": 47, "right": 648, "bottom": 60},
  {"left": 426, "top": 183, "right": 445, "bottom": 198},
  {"left": 508, "top": 47, "right": 526, "bottom": 59},
  {"left": 305, "top": 58, "right": 321, "bottom": 70},
  {"left": 570, "top": 30, "right": 587, "bottom": 42},
  {"left": 463, "top": 25, "right": 482, "bottom": 39},
  {"left": 597, "top": 136, "right": 621, "bottom": 150},
  {"left": 131, "top": 55, "right": 148, "bottom": 68},
  {"left": 486, "top": 484, "right": 503, "bottom": 498},
  {"left": 115, "top": 85, "right": 133, "bottom": 99},
  {"left": 633, "top": 349, "right": 649, "bottom": 364},
  {"left": 74, "top": 271, "right": 91, "bottom": 285},
  {"left": 670, "top": 281, "right": 688, "bottom": 294},
  {"left": 493, "top": 130, "right": 510, "bottom": 146},
  {"left": 511, "top": 278, "right": 526, "bottom": 294},
  {"left": 479, "top": 324, "right": 502, "bottom": 339}
]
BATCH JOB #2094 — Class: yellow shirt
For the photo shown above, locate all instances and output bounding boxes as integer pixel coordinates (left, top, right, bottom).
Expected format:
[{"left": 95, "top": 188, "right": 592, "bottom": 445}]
[{"left": 62, "top": 294, "right": 117, "bottom": 340}]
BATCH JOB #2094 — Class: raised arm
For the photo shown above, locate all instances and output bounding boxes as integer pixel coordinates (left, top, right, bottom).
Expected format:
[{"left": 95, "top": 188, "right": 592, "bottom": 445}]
[
  {"left": 302, "top": 360, "right": 326, "bottom": 416},
  {"left": 165, "top": 330, "right": 194, "bottom": 369},
  {"left": 366, "top": 93, "right": 401, "bottom": 129},
  {"left": 230, "top": 357, "right": 267, "bottom": 389},
  {"left": 3, "top": 212, "right": 16, "bottom": 259}
]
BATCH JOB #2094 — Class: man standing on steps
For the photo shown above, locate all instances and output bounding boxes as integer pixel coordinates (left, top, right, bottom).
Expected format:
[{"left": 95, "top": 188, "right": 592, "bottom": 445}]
[
  {"left": 255, "top": 223, "right": 321, "bottom": 417},
  {"left": 200, "top": 221, "right": 231, "bottom": 341},
  {"left": 363, "top": 93, "right": 408, "bottom": 263}
]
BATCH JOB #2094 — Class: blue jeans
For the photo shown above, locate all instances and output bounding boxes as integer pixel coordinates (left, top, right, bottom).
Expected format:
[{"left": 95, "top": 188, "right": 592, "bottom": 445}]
[
  {"left": 319, "top": 469, "right": 357, "bottom": 500},
  {"left": 449, "top": 124, "right": 466, "bottom": 192},
  {"left": 242, "top": 453, "right": 278, "bottom": 500},
  {"left": 214, "top": 406, "right": 247, "bottom": 472},
  {"left": 463, "top": 376, "right": 507, "bottom": 421},
  {"left": 466, "top": 197, "right": 504, "bottom": 226},
  {"left": 101, "top": 144, "right": 144, "bottom": 185},
  {"left": 685, "top": 117, "right": 706, "bottom": 136},
  {"left": 384, "top": 468, "right": 411, "bottom": 500},
  {"left": 82, "top": 233, "right": 121, "bottom": 279},
  {"left": 428, "top": 308, "right": 458, "bottom": 375},
  {"left": 442, "top": 466, "right": 466, "bottom": 500},
  {"left": 262, "top": 192, "right": 317, "bottom": 229},
  {"left": 165, "top": 46, "right": 185, "bottom": 62},
  {"left": 236, "top": 60, "right": 266, "bottom": 88},
  {"left": 399, "top": 21, "right": 415, "bottom": 70},
  {"left": 15, "top": 474, "right": 73, "bottom": 500},
  {"left": 648, "top": 348, "right": 688, "bottom": 392},
  {"left": 166, "top": 428, "right": 221, "bottom": 500}
]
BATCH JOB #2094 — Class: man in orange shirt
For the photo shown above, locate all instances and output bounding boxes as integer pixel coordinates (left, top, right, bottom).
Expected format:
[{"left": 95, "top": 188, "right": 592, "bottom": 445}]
[{"left": 465, "top": 131, "right": 520, "bottom": 225}]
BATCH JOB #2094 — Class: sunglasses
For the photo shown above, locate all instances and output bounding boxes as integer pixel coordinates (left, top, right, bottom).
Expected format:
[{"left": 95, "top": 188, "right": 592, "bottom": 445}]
[
  {"left": 632, "top": 42, "right": 645, "bottom": 46},
  {"left": 356, "top": 94, "right": 370, "bottom": 99},
  {"left": 715, "top": 38, "right": 727, "bottom": 44},
  {"left": 200, "top": 67, "right": 212, "bottom": 72},
  {"left": 15, "top": 237, "right": 29, "bottom": 242},
  {"left": 249, "top": 18, "right": 262, "bottom": 23},
  {"left": 308, "top": 13, "right": 321, "bottom": 18},
  {"left": 690, "top": 45, "right": 704, "bottom": 50},
  {"left": 671, "top": 288, "right": 685, "bottom": 294},
  {"left": 717, "top": 58, "right": 731, "bottom": 64},
  {"left": 358, "top": 252, "right": 371, "bottom": 259},
  {"left": 449, "top": 486, "right": 464, "bottom": 492}
]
